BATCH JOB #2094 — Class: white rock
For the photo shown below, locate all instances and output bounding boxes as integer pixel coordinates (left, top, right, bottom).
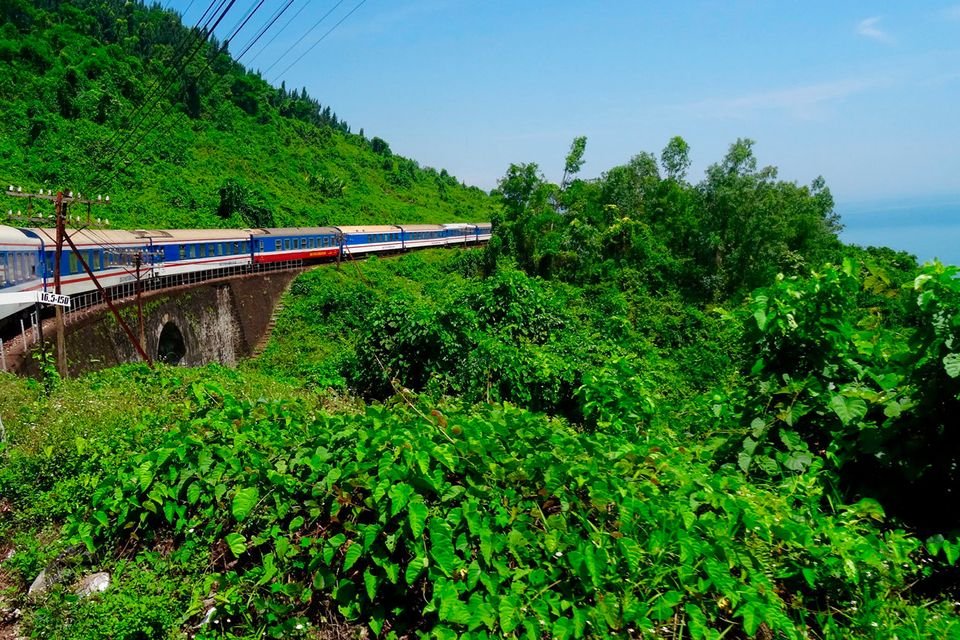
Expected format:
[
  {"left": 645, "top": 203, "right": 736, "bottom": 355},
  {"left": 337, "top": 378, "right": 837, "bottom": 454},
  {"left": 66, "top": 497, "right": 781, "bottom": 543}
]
[
  {"left": 76, "top": 572, "right": 110, "bottom": 597},
  {"left": 200, "top": 606, "right": 217, "bottom": 626},
  {"left": 27, "top": 569, "right": 50, "bottom": 597}
]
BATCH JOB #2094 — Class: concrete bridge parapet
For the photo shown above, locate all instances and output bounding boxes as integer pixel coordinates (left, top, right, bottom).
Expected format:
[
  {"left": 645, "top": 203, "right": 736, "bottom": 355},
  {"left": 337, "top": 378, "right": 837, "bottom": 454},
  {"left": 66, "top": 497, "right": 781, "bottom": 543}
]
[{"left": 12, "top": 269, "right": 301, "bottom": 377}]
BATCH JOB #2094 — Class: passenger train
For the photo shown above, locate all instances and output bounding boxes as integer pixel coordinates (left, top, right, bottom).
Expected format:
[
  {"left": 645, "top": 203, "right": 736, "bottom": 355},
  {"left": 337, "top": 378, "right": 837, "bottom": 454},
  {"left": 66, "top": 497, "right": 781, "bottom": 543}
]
[{"left": 0, "top": 222, "right": 491, "bottom": 323}]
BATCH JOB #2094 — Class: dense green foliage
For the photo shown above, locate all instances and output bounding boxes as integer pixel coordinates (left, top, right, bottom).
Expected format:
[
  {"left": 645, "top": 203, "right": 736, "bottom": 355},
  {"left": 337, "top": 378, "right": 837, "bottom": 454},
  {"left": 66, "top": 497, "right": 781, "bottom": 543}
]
[
  {"left": 489, "top": 136, "right": 842, "bottom": 301},
  {"left": 2, "top": 8, "right": 958, "bottom": 634},
  {"left": 5, "top": 245, "right": 960, "bottom": 638},
  {"left": 0, "top": 0, "right": 494, "bottom": 228}
]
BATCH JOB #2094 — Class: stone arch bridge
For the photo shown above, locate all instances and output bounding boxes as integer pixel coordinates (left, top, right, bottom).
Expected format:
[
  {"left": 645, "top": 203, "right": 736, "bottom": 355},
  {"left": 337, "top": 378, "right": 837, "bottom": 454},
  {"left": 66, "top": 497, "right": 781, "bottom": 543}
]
[{"left": 2, "top": 265, "right": 302, "bottom": 378}]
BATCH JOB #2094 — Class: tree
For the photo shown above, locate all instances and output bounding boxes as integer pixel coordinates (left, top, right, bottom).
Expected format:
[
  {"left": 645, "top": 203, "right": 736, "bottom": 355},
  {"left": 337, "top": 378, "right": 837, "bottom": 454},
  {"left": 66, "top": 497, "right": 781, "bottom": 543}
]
[
  {"left": 560, "top": 136, "right": 587, "bottom": 190},
  {"left": 661, "top": 136, "right": 691, "bottom": 182},
  {"left": 371, "top": 136, "right": 391, "bottom": 156},
  {"left": 697, "top": 138, "right": 842, "bottom": 298}
]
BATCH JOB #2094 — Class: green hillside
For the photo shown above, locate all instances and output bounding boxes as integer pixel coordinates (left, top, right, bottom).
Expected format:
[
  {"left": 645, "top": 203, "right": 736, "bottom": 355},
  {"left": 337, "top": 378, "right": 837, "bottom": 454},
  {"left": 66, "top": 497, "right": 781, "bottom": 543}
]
[{"left": 0, "top": 0, "right": 495, "bottom": 228}]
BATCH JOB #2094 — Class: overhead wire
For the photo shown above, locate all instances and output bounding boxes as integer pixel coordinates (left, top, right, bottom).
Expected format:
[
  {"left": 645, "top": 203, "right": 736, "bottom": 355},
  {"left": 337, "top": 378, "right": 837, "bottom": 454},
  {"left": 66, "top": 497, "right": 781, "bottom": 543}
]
[
  {"left": 77, "top": 0, "right": 242, "bottom": 254},
  {"left": 271, "top": 0, "right": 369, "bottom": 82},
  {"left": 224, "top": 0, "right": 267, "bottom": 47},
  {"left": 244, "top": 0, "right": 309, "bottom": 66},
  {"left": 88, "top": 0, "right": 243, "bottom": 193},
  {"left": 89, "top": 0, "right": 224, "bottom": 165},
  {"left": 84, "top": 0, "right": 236, "bottom": 189},
  {"left": 260, "top": 0, "right": 347, "bottom": 76},
  {"left": 89, "top": 0, "right": 295, "bottom": 197},
  {"left": 89, "top": 0, "right": 370, "bottom": 227},
  {"left": 180, "top": 0, "right": 199, "bottom": 17},
  {"left": 234, "top": 0, "right": 297, "bottom": 62}
]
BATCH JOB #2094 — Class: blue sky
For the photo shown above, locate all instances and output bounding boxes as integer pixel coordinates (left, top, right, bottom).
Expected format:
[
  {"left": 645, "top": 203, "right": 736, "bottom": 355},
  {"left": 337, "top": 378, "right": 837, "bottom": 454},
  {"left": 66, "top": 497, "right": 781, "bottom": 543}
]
[{"left": 166, "top": 1, "right": 960, "bottom": 261}]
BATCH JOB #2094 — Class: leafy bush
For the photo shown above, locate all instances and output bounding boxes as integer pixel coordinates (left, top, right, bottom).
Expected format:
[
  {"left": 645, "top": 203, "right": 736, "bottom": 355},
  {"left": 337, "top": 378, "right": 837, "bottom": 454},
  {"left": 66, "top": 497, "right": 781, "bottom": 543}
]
[
  {"left": 736, "top": 261, "right": 960, "bottom": 533},
  {"left": 54, "top": 377, "right": 960, "bottom": 638}
]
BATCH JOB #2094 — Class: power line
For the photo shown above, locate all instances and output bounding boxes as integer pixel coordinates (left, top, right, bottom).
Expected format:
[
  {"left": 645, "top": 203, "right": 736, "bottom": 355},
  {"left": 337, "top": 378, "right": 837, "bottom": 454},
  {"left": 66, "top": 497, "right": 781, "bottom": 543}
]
[
  {"left": 235, "top": 0, "right": 297, "bottom": 61},
  {"left": 225, "top": 0, "right": 267, "bottom": 44},
  {"left": 90, "top": 0, "right": 291, "bottom": 196},
  {"left": 84, "top": 0, "right": 234, "bottom": 188},
  {"left": 260, "top": 0, "right": 347, "bottom": 76},
  {"left": 180, "top": 0, "right": 199, "bottom": 18},
  {"left": 89, "top": 0, "right": 243, "bottom": 193},
  {"left": 90, "top": 0, "right": 223, "bottom": 162},
  {"left": 272, "top": 0, "right": 368, "bottom": 82},
  {"left": 245, "top": 0, "right": 309, "bottom": 66}
]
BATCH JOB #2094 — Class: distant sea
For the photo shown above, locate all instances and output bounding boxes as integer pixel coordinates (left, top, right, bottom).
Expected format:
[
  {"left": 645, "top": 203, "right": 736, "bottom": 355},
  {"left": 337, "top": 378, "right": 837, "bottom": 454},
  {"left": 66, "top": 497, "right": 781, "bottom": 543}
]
[{"left": 837, "top": 195, "right": 960, "bottom": 267}]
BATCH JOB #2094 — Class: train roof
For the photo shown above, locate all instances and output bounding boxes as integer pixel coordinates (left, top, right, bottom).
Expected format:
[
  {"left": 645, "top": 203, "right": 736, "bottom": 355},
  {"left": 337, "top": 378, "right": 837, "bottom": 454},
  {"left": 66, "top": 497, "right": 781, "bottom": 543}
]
[
  {"left": 334, "top": 225, "right": 402, "bottom": 234},
  {"left": 398, "top": 224, "right": 445, "bottom": 231},
  {"left": 25, "top": 228, "right": 147, "bottom": 247},
  {"left": 141, "top": 229, "right": 251, "bottom": 243},
  {"left": 0, "top": 225, "right": 38, "bottom": 246},
  {"left": 249, "top": 227, "right": 340, "bottom": 236}
]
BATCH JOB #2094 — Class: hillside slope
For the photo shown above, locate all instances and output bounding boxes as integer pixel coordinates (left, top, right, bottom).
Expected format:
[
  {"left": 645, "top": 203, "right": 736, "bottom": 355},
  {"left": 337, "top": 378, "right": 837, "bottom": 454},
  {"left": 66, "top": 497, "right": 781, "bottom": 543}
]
[{"left": 0, "top": 0, "right": 495, "bottom": 228}]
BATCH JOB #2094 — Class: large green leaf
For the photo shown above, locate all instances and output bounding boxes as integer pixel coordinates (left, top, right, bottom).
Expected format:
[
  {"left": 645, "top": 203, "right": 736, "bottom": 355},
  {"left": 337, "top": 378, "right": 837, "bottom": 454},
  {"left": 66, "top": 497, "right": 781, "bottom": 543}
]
[
  {"left": 944, "top": 353, "right": 960, "bottom": 379},
  {"left": 137, "top": 461, "right": 154, "bottom": 490},
  {"left": 405, "top": 555, "right": 428, "bottom": 585},
  {"left": 225, "top": 532, "right": 247, "bottom": 557},
  {"left": 342, "top": 542, "right": 363, "bottom": 572},
  {"left": 389, "top": 482, "right": 415, "bottom": 517},
  {"left": 829, "top": 394, "right": 867, "bottom": 426},
  {"left": 232, "top": 486, "right": 260, "bottom": 521},
  {"left": 499, "top": 594, "right": 521, "bottom": 633},
  {"left": 408, "top": 499, "right": 428, "bottom": 538},
  {"left": 429, "top": 517, "right": 456, "bottom": 576}
]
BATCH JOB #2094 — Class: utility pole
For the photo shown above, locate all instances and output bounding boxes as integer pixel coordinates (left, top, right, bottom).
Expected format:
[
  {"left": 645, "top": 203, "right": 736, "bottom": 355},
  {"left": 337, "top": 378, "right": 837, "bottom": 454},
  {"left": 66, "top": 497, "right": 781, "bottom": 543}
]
[
  {"left": 54, "top": 192, "right": 66, "bottom": 377},
  {"left": 5, "top": 186, "right": 111, "bottom": 378},
  {"left": 134, "top": 251, "right": 146, "bottom": 352},
  {"left": 62, "top": 231, "right": 152, "bottom": 367}
]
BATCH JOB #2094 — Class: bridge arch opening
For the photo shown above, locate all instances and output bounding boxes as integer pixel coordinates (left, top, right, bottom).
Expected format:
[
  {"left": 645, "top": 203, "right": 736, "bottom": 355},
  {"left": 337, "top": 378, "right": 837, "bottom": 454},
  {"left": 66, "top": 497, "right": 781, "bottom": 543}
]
[{"left": 157, "top": 322, "right": 186, "bottom": 365}]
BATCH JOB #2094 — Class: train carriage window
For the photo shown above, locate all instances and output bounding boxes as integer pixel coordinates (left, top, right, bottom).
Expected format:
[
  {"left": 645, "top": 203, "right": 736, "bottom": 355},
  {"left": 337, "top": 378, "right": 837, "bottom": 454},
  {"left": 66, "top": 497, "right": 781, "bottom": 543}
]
[
  {"left": 258, "top": 240, "right": 265, "bottom": 252},
  {"left": 282, "top": 239, "right": 290, "bottom": 251},
  {"left": 0, "top": 253, "right": 6, "bottom": 286},
  {"left": 179, "top": 245, "right": 186, "bottom": 260},
  {"left": 92, "top": 252, "right": 101, "bottom": 271},
  {"left": 46, "top": 254, "right": 54, "bottom": 276},
  {"left": 232, "top": 242, "right": 239, "bottom": 254},
  {"left": 69, "top": 253, "right": 78, "bottom": 275}
]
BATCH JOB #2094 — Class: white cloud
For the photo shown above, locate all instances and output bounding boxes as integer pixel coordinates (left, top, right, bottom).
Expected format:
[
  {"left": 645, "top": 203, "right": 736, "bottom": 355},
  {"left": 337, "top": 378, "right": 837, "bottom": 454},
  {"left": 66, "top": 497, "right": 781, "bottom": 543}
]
[
  {"left": 677, "top": 78, "right": 887, "bottom": 120},
  {"left": 856, "top": 16, "right": 894, "bottom": 43}
]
